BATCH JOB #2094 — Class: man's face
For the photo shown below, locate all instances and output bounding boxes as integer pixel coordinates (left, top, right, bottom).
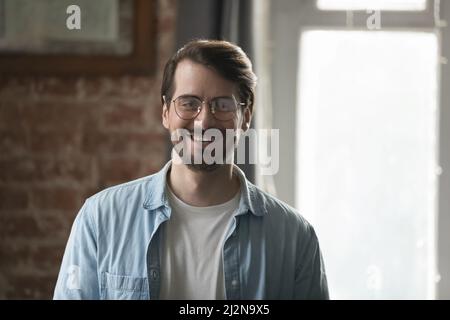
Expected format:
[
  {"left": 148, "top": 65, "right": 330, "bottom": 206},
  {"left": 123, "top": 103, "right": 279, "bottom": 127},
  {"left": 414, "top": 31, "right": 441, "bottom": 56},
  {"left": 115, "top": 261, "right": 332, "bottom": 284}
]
[{"left": 162, "top": 59, "right": 251, "bottom": 172}]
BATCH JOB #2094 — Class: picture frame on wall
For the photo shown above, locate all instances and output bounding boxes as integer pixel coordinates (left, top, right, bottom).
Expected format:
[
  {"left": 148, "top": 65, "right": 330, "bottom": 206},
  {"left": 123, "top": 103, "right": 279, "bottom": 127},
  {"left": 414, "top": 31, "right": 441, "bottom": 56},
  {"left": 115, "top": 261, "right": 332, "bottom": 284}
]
[{"left": 0, "top": 0, "right": 156, "bottom": 75}]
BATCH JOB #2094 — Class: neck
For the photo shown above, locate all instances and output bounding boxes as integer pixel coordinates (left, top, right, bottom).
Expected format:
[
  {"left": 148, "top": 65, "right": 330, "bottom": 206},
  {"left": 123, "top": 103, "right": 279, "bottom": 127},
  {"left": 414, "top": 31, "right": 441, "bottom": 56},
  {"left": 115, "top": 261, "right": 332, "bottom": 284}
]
[{"left": 168, "top": 163, "right": 240, "bottom": 207}]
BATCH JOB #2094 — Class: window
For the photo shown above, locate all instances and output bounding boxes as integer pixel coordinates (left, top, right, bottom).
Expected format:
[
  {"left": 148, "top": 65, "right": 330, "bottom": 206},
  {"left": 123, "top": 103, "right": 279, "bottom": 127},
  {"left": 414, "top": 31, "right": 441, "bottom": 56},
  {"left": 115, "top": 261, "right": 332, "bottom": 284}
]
[
  {"left": 297, "top": 30, "right": 438, "bottom": 299},
  {"left": 268, "top": 0, "right": 449, "bottom": 299}
]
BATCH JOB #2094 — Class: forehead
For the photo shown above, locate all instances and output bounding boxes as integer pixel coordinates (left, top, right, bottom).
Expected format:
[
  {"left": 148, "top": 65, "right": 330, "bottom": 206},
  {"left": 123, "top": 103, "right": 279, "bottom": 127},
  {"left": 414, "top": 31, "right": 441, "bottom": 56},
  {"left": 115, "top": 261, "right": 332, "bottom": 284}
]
[{"left": 173, "top": 59, "right": 236, "bottom": 97}]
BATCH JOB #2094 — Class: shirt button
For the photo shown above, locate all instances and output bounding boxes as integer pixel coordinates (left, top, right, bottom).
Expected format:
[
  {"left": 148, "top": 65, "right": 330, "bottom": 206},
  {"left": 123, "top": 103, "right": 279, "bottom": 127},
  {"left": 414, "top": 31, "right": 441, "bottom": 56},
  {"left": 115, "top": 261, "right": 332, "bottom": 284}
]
[
  {"left": 150, "top": 268, "right": 159, "bottom": 281},
  {"left": 231, "top": 279, "right": 238, "bottom": 287}
]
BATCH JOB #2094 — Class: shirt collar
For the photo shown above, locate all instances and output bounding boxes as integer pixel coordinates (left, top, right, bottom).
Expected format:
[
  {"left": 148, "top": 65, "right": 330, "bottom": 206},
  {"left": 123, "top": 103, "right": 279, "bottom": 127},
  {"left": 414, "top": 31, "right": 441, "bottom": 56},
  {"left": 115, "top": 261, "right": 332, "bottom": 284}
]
[{"left": 142, "top": 161, "right": 266, "bottom": 216}]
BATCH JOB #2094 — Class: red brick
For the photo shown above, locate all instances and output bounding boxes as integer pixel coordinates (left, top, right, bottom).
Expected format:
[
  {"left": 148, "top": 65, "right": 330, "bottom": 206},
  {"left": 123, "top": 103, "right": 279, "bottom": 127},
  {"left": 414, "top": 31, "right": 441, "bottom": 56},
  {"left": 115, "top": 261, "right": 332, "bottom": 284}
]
[
  {"left": 82, "top": 130, "right": 165, "bottom": 155},
  {"left": 0, "top": 100, "right": 25, "bottom": 130},
  {"left": 0, "top": 187, "right": 29, "bottom": 210},
  {"left": 32, "top": 187, "right": 80, "bottom": 211},
  {"left": 0, "top": 243, "right": 28, "bottom": 269},
  {"left": 29, "top": 130, "right": 80, "bottom": 155},
  {"left": 33, "top": 77, "right": 82, "bottom": 98},
  {"left": 0, "top": 77, "right": 34, "bottom": 100},
  {"left": 0, "top": 210, "right": 72, "bottom": 242},
  {"left": 0, "top": 213, "right": 39, "bottom": 238},
  {"left": 131, "top": 132, "right": 167, "bottom": 155},
  {"left": 0, "top": 157, "right": 36, "bottom": 182},
  {"left": 0, "top": 129, "right": 28, "bottom": 157},
  {"left": 3, "top": 274, "right": 57, "bottom": 299},
  {"left": 0, "top": 242, "right": 64, "bottom": 271},
  {"left": 32, "top": 156, "right": 92, "bottom": 184},
  {"left": 20, "top": 101, "right": 91, "bottom": 131},
  {"left": 36, "top": 211, "right": 73, "bottom": 239},
  {"left": 79, "top": 77, "right": 116, "bottom": 100},
  {"left": 122, "top": 77, "right": 156, "bottom": 96},
  {"left": 81, "top": 77, "right": 156, "bottom": 100},
  {"left": 0, "top": 156, "right": 92, "bottom": 184},
  {"left": 82, "top": 130, "right": 126, "bottom": 154},
  {"left": 99, "top": 157, "right": 141, "bottom": 185},
  {"left": 30, "top": 245, "right": 66, "bottom": 272},
  {"left": 103, "top": 104, "right": 145, "bottom": 129},
  {"left": 0, "top": 0, "right": 177, "bottom": 299}
]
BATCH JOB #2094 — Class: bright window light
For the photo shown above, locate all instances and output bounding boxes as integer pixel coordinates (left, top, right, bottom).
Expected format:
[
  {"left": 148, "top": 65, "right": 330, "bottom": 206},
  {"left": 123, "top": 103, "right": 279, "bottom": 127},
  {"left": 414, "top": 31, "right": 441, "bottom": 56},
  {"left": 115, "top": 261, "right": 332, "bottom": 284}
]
[
  {"left": 297, "top": 31, "right": 438, "bottom": 299},
  {"left": 317, "top": 0, "right": 427, "bottom": 11}
]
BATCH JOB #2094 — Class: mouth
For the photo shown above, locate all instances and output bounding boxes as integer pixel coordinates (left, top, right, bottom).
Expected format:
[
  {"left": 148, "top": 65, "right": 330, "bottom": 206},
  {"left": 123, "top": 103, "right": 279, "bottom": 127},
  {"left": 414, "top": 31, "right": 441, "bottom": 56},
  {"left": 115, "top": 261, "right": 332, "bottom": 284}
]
[{"left": 188, "top": 132, "right": 216, "bottom": 143}]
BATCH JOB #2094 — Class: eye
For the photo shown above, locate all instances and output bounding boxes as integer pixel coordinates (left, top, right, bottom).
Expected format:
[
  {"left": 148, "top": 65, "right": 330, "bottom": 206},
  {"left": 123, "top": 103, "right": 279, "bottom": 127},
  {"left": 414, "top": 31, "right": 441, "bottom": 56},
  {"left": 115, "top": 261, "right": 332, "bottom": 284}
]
[
  {"left": 213, "top": 97, "right": 236, "bottom": 112},
  {"left": 177, "top": 97, "right": 201, "bottom": 109}
]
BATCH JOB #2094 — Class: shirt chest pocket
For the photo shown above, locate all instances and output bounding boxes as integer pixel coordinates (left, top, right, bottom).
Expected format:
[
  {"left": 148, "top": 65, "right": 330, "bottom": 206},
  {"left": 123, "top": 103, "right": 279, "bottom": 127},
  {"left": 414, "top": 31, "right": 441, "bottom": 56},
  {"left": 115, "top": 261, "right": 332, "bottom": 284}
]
[{"left": 100, "top": 272, "right": 149, "bottom": 300}]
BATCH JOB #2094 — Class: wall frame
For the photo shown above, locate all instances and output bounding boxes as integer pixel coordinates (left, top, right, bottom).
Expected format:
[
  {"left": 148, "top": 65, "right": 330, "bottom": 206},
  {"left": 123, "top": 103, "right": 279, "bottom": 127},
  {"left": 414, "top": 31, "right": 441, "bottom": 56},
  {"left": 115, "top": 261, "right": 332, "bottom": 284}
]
[{"left": 0, "top": 0, "right": 156, "bottom": 76}]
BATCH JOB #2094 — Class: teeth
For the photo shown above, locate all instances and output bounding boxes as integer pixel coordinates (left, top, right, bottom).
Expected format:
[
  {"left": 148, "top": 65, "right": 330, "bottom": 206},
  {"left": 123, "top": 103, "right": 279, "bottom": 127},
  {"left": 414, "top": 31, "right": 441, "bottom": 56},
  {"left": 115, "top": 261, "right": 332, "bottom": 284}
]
[
  {"left": 193, "top": 137, "right": 212, "bottom": 142},
  {"left": 190, "top": 134, "right": 213, "bottom": 142}
]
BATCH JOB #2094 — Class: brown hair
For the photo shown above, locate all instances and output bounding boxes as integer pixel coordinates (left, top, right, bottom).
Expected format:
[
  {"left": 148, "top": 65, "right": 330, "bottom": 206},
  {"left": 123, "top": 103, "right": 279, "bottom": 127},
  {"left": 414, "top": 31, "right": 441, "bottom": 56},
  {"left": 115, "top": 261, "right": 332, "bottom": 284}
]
[{"left": 161, "top": 39, "right": 257, "bottom": 112}]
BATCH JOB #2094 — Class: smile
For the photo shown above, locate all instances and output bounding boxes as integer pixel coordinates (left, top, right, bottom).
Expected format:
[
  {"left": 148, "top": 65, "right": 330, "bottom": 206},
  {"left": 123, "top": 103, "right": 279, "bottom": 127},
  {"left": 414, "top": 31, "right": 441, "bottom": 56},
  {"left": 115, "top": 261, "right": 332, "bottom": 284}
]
[{"left": 188, "top": 132, "right": 216, "bottom": 142}]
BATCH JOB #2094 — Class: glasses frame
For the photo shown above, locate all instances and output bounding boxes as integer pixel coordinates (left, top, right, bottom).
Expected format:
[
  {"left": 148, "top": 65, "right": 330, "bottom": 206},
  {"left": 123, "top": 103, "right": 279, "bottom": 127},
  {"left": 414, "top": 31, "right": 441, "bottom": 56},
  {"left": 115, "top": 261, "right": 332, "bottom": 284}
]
[{"left": 164, "top": 94, "right": 247, "bottom": 121}]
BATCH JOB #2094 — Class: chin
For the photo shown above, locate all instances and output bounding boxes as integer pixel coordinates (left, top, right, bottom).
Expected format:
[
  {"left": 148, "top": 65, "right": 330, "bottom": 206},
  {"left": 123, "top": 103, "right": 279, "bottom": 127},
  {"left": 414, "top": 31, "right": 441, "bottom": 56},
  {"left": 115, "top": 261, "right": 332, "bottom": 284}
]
[{"left": 186, "top": 162, "right": 221, "bottom": 172}]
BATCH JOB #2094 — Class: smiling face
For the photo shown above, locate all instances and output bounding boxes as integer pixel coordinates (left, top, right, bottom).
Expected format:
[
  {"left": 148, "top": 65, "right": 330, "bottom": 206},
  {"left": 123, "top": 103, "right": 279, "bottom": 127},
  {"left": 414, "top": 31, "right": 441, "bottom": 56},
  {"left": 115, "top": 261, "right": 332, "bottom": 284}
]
[{"left": 162, "top": 59, "right": 252, "bottom": 172}]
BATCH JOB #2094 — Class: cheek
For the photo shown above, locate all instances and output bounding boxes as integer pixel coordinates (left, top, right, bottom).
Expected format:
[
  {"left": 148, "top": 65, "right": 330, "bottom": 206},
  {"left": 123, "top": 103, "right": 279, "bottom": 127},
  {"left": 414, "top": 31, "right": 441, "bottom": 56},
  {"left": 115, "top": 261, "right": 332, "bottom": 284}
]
[
  {"left": 167, "top": 108, "right": 190, "bottom": 129},
  {"left": 224, "top": 113, "right": 244, "bottom": 129}
]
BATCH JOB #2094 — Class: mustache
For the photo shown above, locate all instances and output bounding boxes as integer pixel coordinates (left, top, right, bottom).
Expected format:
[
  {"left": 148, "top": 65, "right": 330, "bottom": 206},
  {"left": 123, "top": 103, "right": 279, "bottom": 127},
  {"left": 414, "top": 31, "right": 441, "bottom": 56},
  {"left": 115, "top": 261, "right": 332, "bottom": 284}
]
[
  {"left": 170, "top": 128, "right": 237, "bottom": 142},
  {"left": 187, "top": 128, "right": 227, "bottom": 136}
]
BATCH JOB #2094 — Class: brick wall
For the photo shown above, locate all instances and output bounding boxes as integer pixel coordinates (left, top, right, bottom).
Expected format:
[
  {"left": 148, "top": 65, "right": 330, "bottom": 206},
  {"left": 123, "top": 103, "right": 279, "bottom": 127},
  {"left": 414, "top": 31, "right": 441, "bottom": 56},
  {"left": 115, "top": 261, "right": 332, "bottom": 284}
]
[{"left": 0, "top": 0, "right": 175, "bottom": 299}]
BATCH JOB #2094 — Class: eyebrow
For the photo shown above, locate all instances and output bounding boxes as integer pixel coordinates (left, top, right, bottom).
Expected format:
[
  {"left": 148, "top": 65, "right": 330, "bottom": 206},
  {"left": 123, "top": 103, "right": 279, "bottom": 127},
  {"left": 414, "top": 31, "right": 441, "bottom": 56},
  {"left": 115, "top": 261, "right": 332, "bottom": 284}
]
[
  {"left": 176, "top": 94, "right": 236, "bottom": 100},
  {"left": 176, "top": 94, "right": 201, "bottom": 100}
]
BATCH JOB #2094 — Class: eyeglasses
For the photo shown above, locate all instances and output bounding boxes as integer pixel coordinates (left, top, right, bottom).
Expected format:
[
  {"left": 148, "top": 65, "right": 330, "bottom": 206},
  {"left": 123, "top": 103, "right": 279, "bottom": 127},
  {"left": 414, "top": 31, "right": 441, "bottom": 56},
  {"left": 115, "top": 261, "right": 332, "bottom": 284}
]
[{"left": 165, "top": 95, "right": 246, "bottom": 121}]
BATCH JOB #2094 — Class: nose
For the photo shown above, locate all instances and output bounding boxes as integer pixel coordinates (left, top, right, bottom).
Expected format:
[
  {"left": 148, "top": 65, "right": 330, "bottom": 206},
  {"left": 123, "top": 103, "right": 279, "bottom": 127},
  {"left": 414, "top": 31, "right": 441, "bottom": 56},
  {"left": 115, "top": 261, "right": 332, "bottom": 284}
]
[{"left": 195, "top": 101, "right": 217, "bottom": 128}]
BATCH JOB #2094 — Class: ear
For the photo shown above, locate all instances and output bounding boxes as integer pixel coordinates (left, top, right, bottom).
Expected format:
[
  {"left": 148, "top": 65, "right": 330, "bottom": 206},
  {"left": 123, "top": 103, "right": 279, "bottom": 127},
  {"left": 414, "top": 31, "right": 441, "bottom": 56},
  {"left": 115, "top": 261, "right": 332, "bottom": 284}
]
[
  {"left": 240, "top": 107, "right": 252, "bottom": 132},
  {"left": 162, "top": 103, "right": 170, "bottom": 130}
]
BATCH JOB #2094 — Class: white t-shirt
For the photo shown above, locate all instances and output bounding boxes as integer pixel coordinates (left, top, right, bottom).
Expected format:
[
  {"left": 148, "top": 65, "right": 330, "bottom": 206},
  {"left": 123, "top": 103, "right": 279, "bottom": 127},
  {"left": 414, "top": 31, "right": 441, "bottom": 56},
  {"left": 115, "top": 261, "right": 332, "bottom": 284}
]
[{"left": 159, "top": 185, "right": 240, "bottom": 300}]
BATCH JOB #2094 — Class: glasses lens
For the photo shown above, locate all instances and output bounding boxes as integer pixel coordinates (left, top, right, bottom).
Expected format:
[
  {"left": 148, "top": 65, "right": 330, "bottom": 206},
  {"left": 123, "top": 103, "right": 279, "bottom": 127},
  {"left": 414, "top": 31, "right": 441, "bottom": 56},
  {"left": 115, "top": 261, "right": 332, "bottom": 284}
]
[
  {"left": 175, "top": 96, "right": 201, "bottom": 119},
  {"left": 211, "top": 97, "right": 238, "bottom": 120}
]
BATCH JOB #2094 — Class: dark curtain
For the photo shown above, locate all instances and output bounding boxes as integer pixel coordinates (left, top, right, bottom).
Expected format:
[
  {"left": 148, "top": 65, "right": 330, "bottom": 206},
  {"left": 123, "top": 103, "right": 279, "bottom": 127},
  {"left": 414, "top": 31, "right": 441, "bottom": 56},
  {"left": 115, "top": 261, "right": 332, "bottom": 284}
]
[{"left": 175, "top": 0, "right": 256, "bottom": 183}]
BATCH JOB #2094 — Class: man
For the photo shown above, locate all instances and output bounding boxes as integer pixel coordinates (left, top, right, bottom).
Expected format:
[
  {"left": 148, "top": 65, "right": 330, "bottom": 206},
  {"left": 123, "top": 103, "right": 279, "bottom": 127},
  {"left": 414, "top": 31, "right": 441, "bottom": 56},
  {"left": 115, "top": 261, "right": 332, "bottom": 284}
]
[{"left": 54, "top": 39, "right": 329, "bottom": 299}]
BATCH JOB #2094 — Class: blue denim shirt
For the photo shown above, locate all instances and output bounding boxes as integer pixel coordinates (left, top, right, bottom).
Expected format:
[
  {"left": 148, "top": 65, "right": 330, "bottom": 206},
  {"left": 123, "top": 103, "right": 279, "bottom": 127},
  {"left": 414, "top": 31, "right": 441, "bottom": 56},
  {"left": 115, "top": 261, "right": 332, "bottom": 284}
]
[{"left": 54, "top": 161, "right": 329, "bottom": 300}]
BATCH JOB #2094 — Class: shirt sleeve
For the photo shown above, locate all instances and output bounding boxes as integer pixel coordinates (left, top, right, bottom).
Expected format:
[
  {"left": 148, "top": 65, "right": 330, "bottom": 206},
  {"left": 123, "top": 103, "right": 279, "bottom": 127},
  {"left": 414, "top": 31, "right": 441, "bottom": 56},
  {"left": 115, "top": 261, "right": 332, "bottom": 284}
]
[
  {"left": 53, "top": 199, "right": 100, "bottom": 299},
  {"left": 294, "top": 226, "right": 330, "bottom": 300}
]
